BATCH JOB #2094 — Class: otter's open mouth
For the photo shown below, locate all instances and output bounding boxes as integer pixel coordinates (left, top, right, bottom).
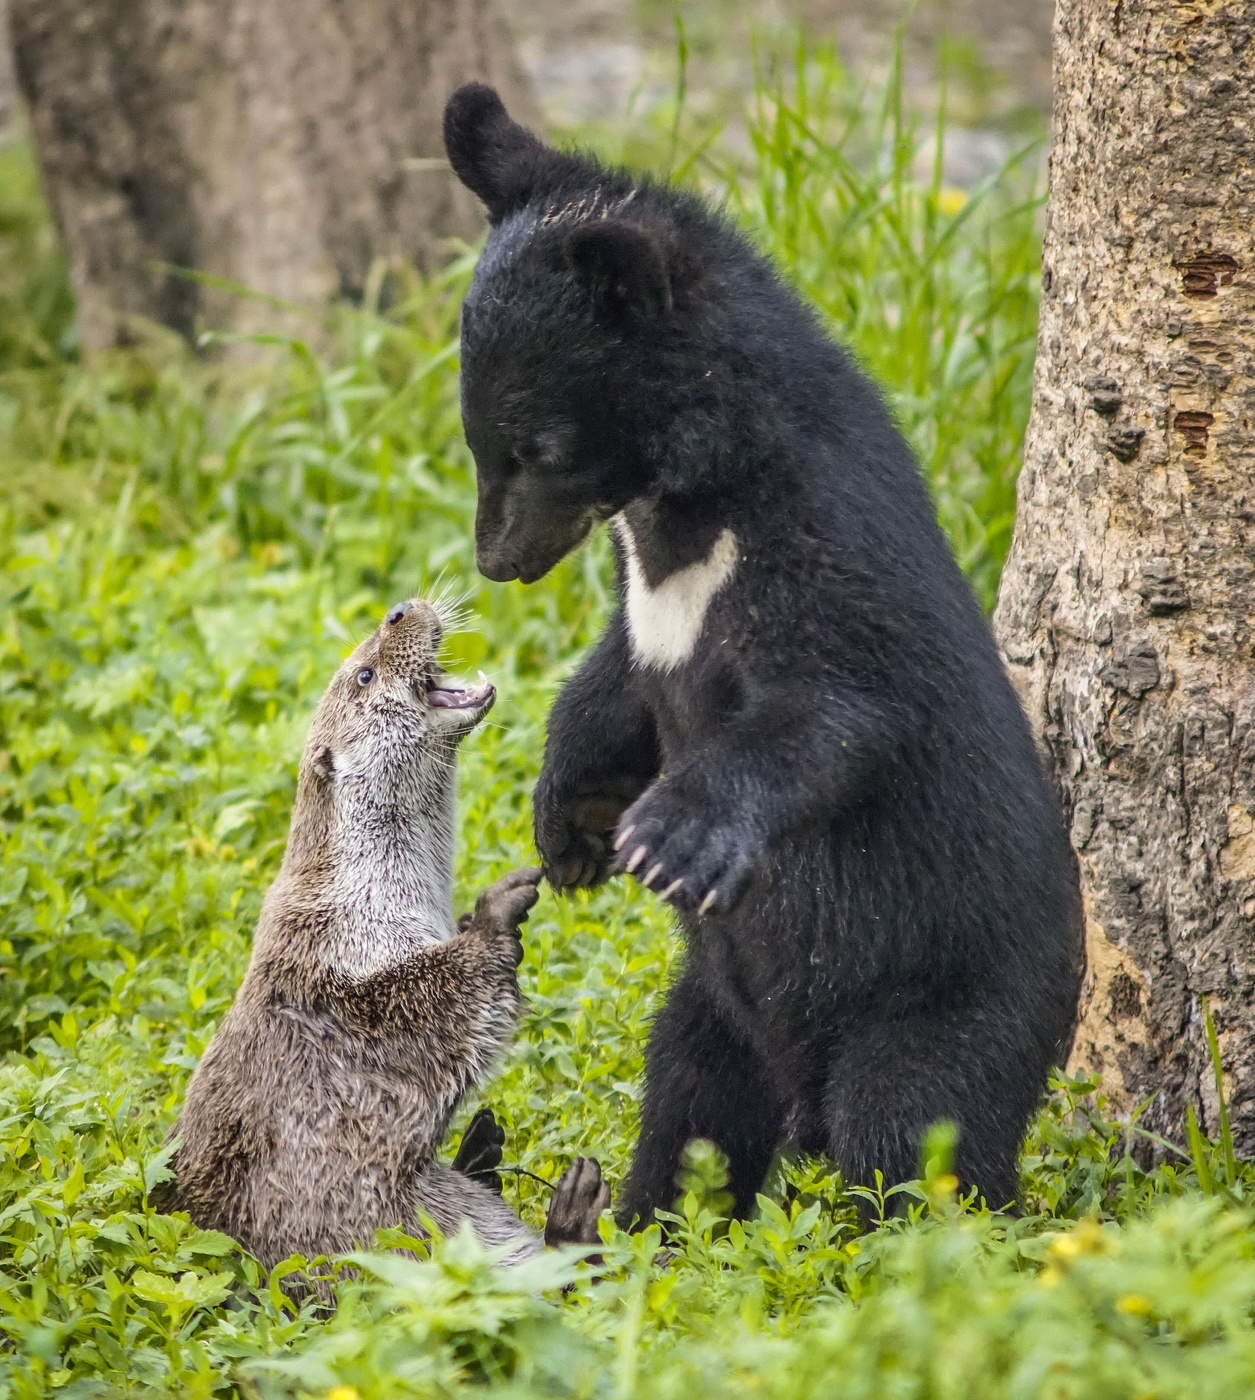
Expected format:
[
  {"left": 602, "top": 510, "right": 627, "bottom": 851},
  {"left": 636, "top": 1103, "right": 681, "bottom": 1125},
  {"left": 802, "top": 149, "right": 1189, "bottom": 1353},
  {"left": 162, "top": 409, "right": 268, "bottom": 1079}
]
[{"left": 424, "top": 672, "right": 495, "bottom": 712}]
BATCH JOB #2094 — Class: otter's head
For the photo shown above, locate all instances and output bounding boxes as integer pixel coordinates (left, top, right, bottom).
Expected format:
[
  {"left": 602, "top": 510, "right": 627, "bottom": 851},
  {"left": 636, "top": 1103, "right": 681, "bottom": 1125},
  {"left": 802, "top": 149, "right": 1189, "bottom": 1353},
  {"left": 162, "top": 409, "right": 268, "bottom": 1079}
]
[{"left": 300, "top": 597, "right": 494, "bottom": 798}]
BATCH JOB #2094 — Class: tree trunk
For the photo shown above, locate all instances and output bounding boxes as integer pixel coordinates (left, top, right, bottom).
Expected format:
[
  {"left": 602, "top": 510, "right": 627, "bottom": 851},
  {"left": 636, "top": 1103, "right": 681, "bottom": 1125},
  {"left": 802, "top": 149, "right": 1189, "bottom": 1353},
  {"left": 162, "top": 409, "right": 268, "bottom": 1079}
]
[
  {"left": 9, "top": 0, "right": 537, "bottom": 350},
  {"left": 995, "top": 0, "right": 1255, "bottom": 1148},
  {"left": 0, "top": 1, "right": 16, "bottom": 148}
]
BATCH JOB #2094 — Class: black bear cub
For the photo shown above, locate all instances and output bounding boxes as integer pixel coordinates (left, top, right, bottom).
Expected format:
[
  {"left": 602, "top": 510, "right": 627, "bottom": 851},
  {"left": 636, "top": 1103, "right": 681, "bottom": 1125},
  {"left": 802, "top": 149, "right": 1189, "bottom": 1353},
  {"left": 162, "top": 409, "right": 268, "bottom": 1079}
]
[{"left": 444, "top": 84, "right": 1082, "bottom": 1220}]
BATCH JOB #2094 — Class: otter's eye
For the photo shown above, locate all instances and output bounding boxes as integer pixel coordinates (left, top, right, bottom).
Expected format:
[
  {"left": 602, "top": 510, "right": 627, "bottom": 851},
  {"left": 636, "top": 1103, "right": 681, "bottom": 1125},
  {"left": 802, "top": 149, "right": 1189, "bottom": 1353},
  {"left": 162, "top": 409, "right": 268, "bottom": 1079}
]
[{"left": 356, "top": 668, "right": 375, "bottom": 687}]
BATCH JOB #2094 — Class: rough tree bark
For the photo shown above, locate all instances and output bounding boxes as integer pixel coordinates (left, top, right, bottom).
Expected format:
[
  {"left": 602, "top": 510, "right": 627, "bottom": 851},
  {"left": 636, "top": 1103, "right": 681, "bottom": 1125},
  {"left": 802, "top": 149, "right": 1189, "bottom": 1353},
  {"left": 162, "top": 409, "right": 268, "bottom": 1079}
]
[
  {"left": 8, "top": 0, "right": 537, "bottom": 349},
  {"left": 995, "top": 1, "right": 1255, "bottom": 1147},
  {"left": 0, "top": 1, "right": 15, "bottom": 147}
]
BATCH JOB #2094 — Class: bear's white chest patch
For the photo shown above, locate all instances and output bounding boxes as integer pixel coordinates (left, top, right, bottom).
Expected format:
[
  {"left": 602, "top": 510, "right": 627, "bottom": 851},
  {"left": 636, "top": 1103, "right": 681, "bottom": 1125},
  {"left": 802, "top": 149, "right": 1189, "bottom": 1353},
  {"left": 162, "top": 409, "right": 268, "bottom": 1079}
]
[{"left": 614, "top": 516, "right": 738, "bottom": 671}]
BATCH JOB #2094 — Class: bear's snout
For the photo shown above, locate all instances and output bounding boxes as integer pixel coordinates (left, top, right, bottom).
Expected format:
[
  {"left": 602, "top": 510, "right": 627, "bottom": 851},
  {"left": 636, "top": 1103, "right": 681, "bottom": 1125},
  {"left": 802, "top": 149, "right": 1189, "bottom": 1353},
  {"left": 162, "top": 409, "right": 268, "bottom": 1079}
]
[
  {"left": 476, "top": 508, "right": 599, "bottom": 586},
  {"left": 477, "top": 549, "right": 521, "bottom": 584}
]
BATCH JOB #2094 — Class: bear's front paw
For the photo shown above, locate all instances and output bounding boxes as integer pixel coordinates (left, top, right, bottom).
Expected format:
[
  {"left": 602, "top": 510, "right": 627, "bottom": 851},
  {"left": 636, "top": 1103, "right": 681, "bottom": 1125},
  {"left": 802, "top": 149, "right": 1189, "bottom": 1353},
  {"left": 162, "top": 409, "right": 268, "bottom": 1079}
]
[
  {"left": 535, "top": 792, "right": 631, "bottom": 892},
  {"left": 464, "top": 867, "right": 542, "bottom": 963},
  {"left": 541, "top": 828, "right": 613, "bottom": 892},
  {"left": 613, "top": 788, "right": 759, "bottom": 916}
]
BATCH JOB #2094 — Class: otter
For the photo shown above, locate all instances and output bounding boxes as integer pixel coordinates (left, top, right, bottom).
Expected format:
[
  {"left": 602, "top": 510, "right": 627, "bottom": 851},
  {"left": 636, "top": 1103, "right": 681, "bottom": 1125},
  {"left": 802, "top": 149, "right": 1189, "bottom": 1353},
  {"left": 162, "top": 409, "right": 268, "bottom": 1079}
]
[{"left": 157, "top": 596, "right": 608, "bottom": 1268}]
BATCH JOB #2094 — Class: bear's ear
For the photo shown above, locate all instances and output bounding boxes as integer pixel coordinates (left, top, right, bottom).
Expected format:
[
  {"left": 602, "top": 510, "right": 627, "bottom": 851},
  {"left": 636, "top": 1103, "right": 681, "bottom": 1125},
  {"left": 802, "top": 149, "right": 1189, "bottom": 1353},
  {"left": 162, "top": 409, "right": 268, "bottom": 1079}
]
[
  {"left": 564, "top": 219, "right": 674, "bottom": 318},
  {"left": 444, "top": 83, "right": 560, "bottom": 224}
]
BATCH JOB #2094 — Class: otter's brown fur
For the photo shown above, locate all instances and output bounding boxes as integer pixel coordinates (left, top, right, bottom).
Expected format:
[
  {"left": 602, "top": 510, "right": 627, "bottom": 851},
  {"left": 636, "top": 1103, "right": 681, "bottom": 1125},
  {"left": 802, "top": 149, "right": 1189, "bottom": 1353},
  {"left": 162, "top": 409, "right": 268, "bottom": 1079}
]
[{"left": 159, "top": 597, "right": 559, "bottom": 1266}]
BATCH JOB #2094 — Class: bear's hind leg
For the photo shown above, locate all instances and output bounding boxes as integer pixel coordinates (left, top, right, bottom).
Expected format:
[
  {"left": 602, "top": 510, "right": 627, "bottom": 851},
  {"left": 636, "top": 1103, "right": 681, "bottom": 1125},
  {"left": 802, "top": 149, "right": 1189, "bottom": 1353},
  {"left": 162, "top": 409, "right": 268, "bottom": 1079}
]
[
  {"left": 619, "top": 973, "right": 785, "bottom": 1229},
  {"left": 822, "top": 1000, "right": 1050, "bottom": 1212}
]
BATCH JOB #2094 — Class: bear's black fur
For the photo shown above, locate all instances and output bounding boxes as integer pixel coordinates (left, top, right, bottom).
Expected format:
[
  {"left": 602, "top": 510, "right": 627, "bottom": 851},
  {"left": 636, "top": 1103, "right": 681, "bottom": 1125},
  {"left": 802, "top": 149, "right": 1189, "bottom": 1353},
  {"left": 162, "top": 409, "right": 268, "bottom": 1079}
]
[{"left": 444, "top": 84, "right": 1083, "bottom": 1219}]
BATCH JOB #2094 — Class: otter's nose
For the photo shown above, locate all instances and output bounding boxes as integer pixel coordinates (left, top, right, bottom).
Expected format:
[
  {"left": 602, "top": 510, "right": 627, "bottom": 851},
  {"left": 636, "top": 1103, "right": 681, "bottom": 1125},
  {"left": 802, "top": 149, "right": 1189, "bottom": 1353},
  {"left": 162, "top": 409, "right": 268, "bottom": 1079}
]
[{"left": 386, "top": 600, "right": 414, "bottom": 625}]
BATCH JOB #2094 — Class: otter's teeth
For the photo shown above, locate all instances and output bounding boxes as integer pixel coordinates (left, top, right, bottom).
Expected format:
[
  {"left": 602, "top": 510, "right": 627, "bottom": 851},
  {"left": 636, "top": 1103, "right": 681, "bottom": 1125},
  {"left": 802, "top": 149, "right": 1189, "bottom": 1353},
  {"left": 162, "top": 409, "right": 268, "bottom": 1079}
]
[{"left": 427, "top": 671, "right": 495, "bottom": 710}]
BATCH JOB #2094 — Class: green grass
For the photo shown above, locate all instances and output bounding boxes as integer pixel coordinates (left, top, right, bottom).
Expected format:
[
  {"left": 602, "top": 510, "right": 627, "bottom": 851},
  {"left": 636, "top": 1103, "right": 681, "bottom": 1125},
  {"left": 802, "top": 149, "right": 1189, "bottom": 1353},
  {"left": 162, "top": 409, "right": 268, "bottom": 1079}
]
[{"left": 3, "top": 40, "right": 1253, "bottom": 1400}]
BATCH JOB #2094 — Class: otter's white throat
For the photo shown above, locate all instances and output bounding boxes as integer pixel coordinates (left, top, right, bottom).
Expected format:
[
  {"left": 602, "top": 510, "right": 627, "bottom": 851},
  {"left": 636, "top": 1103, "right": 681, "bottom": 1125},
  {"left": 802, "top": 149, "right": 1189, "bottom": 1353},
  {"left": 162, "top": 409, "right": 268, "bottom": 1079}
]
[
  {"left": 320, "top": 753, "right": 460, "bottom": 979},
  {"left": 613, "top": 516, "right": 738, "bottom": 672}
]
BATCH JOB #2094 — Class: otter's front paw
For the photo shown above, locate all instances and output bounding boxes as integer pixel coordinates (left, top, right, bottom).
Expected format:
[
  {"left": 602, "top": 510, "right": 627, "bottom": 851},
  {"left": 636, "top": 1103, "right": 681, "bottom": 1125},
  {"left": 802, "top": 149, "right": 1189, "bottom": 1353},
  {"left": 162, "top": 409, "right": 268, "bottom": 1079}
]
[
  {"left": 613, "top": 785, "right": 759, "bottom": 917},
  {"left": 535, "top": 792, "right": 630, "bottom": 892},
  {"left": 545, "top": 1158, "right": 611, "bottom": 1248},
  {"left": 464, "top": 867, "right": 542, "bottom": 963}
]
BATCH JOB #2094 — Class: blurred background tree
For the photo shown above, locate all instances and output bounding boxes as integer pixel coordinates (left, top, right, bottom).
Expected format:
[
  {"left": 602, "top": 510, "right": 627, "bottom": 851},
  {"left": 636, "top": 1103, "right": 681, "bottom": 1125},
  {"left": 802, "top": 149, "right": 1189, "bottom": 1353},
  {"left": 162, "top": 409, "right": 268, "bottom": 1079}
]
[
  {"left": 0, "top": 0, "right": 1054, "bottom": 352},
  {"left": 503, "top": 0, "right": 1050, "bottom": 131},
  {"left": 5, "top": 0, "right": 537, "bottom": 350}
]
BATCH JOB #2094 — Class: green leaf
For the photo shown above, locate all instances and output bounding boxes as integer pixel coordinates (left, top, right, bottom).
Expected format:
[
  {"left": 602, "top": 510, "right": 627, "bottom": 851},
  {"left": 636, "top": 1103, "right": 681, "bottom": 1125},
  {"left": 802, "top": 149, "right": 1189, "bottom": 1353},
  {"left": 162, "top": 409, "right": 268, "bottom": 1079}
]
[
  {"left": 143, "top": 1138, "right": 180, "bottom": 1196},
  {"left": 129, "top": 1269, "right": 183, "bottom": 1306},
  {"left": 0, "top": 866, "right": 28, "bottom": 905},
  {"left": 1184, "top": 1104, "right": 1217, "bottom": 1196},
  {"left": 213, "top": 800, "right": 260, "bottom": 841},
  {"left": 131, "top": 1268, "right": 231, "bottom": 1312},
  {"left": 61, "top": 1159, "right": 85, "bottom": 1208},
  {"left": 182, "top": 1228, "right": 237, "bottom": 1258}
]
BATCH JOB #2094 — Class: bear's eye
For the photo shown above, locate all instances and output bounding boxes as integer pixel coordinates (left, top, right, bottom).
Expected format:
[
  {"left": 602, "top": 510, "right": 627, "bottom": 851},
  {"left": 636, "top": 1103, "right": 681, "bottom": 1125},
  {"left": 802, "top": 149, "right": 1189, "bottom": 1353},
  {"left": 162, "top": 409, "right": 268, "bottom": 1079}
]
[
  {"left": 534, "top": 427, "right": 571, "bottom": 469},
  {"left": 356, "top": 668, "right": 375, "bottom": 687}
]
